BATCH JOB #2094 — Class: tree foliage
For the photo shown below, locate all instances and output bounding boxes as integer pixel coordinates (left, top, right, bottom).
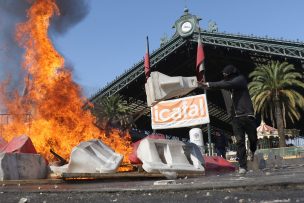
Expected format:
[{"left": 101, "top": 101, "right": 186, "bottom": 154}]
[
  {"left": 248, "top": 61, "right": 304, "bottom": 147},
  {"left": 249, "top": 61, "right": 304, "bottom": 125},
  {"left": 91, "top": 94, "right": 135, "bottom": 134}
]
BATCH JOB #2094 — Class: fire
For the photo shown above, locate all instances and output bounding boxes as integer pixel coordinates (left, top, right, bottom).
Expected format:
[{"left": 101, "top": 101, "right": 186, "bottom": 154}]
[{"left": 0, "top": 0, "right": 132, "bottom": 170}]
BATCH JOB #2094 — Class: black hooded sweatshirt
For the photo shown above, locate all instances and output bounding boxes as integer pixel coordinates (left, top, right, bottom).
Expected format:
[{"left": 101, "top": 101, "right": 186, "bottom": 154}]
[{"left": 208, "top": 65, "right": 255, "bottom": 118}]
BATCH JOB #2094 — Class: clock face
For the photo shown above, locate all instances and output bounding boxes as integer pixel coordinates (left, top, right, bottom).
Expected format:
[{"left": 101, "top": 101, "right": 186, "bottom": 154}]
[{"left": 181, "top": 21, "right": 193, "bottom": 33}]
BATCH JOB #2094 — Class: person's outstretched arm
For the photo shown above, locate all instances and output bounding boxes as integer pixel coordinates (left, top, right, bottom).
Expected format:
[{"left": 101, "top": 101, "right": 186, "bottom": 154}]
[{"left": 199, "top": 75, "right": 247, "bottom": 90}]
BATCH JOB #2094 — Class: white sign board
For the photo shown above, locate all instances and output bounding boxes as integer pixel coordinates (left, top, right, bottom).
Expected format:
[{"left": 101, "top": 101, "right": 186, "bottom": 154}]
[{"left": 151, "top": 94, "right": 210, "bottom": 129}]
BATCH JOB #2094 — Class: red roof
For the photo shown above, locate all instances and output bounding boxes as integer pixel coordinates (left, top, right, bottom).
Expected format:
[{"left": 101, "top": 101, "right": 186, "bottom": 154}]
[{"left": 257, "top": 120, "right": 277, "bottom": 133}]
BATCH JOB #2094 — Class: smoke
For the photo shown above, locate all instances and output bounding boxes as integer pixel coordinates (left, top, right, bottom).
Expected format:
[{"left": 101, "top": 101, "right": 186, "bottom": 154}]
[
  {"left": 0, "top": 0, "right": 29, "bottom": 90},
  {"left": 51, "top": 0, "right": 89, "bottom": 35},
  {"left": 0, "top": 0, "right": 89, "bottom": 90}
]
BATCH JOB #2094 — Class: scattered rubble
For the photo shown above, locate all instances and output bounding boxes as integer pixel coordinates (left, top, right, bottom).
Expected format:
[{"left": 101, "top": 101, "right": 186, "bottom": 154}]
[{"left": 153, "top": 180, "right": 176, "bottom": 185}]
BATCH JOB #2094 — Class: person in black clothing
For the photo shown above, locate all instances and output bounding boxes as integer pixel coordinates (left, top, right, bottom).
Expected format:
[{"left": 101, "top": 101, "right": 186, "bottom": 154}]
[
  {"left": 199, "top": 64, "right": 257, "bottom": 174},
  {"left": 214, "top": 130, "right": 227, "bottom": 159}
]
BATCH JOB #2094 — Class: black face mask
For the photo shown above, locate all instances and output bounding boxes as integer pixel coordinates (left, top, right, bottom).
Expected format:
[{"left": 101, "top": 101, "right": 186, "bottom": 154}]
[
  {"left": 222, "top": 65, "right": 239, "bottom": 80},
  {"left": 223, "top": 72, "right": 234, "bottom": 80},
  {"left": 223, "top": 72, "right": 229, "bottom": 79}
]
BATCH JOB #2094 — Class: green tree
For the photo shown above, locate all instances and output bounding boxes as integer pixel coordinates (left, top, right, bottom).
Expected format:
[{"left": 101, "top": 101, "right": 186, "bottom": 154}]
[
  {"left": 91, "top": 94, "right": 134, "bottom": 135},
  {"left": 248, "top": 61, "right": 304, "bottom": 147}
]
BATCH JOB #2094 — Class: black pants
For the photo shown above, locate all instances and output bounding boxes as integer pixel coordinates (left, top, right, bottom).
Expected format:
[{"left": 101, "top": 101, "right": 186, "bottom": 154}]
[
  {"left": 216, "top": 147, "right": 226, "bottom": 159},
  {"left": 232, "top": 116, "right": 257, "bottom": 169}
]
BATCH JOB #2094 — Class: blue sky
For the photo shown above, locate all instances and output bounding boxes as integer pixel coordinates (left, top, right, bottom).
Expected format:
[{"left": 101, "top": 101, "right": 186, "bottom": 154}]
[{"left": 3, "top": 0, "right": 304, "bottom": 97}]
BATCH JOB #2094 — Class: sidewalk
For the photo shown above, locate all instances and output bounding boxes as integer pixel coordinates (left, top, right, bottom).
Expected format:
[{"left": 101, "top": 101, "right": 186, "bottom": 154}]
[{"left": 0, "top": 158, "right": 304, "bottom": 203}]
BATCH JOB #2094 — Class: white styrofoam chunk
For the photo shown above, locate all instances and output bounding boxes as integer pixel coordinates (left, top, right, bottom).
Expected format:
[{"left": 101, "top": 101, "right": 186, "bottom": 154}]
[{"left": 145, "top": 71, "right": 198, "bottom": 106}]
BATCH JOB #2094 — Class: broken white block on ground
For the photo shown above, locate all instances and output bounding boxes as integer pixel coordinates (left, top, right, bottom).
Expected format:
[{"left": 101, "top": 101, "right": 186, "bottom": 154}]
[
  {"left": 153, "top": 180, "right": 177, "bottom": 185},
  {"left": 67, "top": 139, "right": 123, "bottom": 173},
  {"left": 137, "top": 138, "right": 204, "bottom": 174},
  {"left": 50, "top": 139, "right": 123, "bottom": 174},
  {"left": 0, "top": 153, "right": 48, "bottom": 180}
]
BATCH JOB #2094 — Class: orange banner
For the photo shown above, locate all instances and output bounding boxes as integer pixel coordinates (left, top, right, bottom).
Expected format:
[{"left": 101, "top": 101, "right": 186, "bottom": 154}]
[{"left": 151, "top": 94, "right": 210, "bottom": 129}]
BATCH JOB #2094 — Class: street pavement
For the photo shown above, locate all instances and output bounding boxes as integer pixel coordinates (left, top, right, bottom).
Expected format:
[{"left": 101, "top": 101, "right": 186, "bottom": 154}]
[{"left": 1, "top": 158, "right": 304, "bottom": 203}]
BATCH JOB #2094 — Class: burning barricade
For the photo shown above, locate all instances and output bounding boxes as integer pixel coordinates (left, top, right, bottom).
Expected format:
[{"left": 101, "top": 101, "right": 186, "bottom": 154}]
[
  {"left": 49, "top": 135, "right": 205, "bottom": 179},
  {"left": 0, "top": 133, "right": 206, "bottom": 180}
]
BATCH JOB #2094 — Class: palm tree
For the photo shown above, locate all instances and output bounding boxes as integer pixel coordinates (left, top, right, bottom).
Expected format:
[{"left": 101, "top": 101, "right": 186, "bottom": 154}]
[
  {"left": 91, "top": 94, "right": 134, "bottom": 135},
  {"left": 248, "top": 61, "right": 304, "bottom": 147}
]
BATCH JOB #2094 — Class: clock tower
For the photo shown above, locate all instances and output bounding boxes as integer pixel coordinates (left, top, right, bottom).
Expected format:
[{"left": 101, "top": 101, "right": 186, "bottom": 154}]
[{"left": 173, "top": 8, "right": 201, "bottom": 38}]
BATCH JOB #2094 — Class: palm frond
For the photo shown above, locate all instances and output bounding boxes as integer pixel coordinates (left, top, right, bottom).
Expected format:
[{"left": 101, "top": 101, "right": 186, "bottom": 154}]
[{"left": 248, "top": 60, "right": 304, "bottom": 126}]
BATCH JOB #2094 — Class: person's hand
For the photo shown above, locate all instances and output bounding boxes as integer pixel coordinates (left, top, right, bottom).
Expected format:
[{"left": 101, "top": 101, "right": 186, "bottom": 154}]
[{"left": 198, "top": 81, "right": 209, "bottom": 89}]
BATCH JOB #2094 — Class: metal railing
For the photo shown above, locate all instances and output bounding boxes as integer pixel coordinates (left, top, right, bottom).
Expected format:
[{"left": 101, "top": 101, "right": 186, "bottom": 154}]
[{"left": 256, "top": 146, "right": 304, "bottom": 159}]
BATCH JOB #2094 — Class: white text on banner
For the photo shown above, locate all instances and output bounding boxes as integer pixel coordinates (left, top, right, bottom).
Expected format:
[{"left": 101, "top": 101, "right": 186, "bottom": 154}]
[{"left": 151, "top": 94, "right": 210, "bottom": 129}]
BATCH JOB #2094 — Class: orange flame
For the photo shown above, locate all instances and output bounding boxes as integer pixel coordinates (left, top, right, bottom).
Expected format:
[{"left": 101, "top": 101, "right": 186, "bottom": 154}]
[{"left": 0, "top": 0, "right": 132, "bottom": 170}]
